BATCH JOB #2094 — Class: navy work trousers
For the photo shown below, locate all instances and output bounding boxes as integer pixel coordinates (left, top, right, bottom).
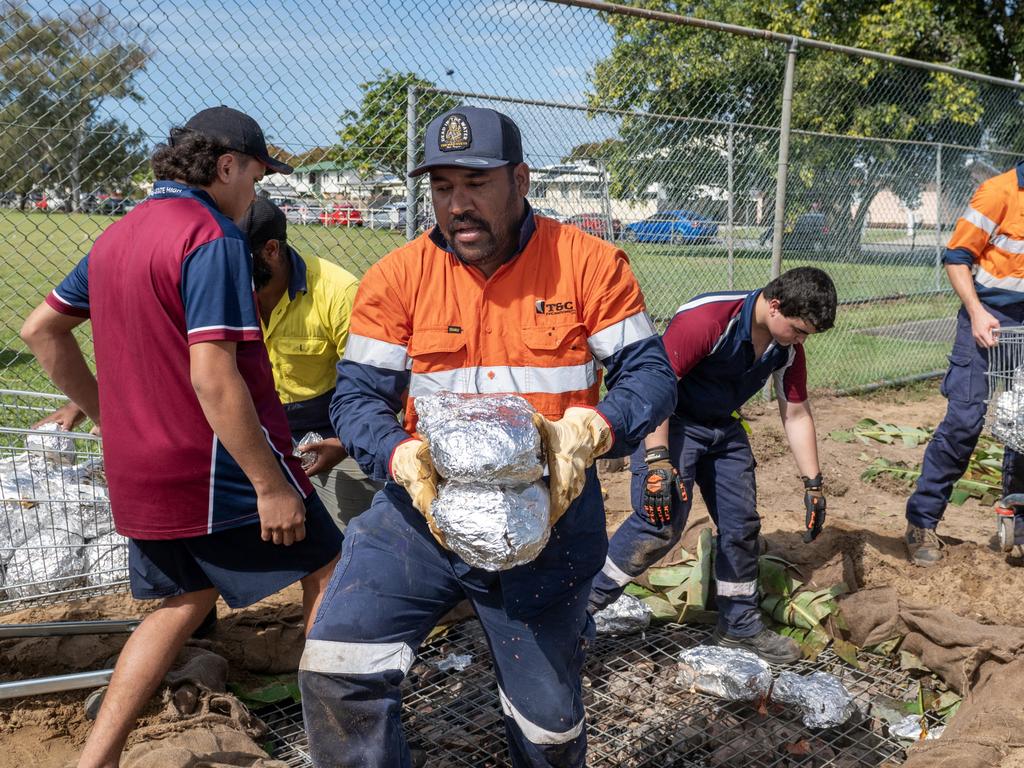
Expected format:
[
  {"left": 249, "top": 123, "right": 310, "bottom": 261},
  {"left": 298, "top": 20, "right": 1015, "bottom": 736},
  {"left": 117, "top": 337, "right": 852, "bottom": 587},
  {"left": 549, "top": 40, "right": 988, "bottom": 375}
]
[
  {"left": 589, "top": 417, "right": 763, "bottom": 638},
  {"left": 298, "top": 483, "right": 595, "bottom": 768},
  {"left": 906, "top": 303, "right": 1024, "bottom": 529}
]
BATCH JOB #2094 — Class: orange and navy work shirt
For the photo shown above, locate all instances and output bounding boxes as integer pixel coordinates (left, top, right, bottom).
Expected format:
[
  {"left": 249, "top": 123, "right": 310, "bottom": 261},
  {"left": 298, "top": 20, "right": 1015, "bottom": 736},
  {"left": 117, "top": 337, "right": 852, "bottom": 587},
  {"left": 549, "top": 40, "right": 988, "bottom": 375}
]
[
  {"left": 331, "top": 207, "right": 677, "bottom": 484},
  {"left": 945, "top": 163, "right": 1024, "bottom": 306}
]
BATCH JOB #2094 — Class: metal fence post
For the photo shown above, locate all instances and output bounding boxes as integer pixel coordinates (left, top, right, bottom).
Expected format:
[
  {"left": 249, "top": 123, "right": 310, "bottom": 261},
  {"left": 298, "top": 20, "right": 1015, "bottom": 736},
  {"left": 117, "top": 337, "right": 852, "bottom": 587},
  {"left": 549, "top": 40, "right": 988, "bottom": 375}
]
[
  {"left": 598, "top": 160, "right": 614, "bottom": 240},
  {"left": 405, "top": 84, "right": 418, "bottom": 242},
  {"left": 770, "top": 38, "right": 799, "bottom": 281},
  {"left": 935, "top": 144, "right": 943, "bottom": 290},
  {"left": 727, "top": 120, "right": 735, "bottom": 289}
]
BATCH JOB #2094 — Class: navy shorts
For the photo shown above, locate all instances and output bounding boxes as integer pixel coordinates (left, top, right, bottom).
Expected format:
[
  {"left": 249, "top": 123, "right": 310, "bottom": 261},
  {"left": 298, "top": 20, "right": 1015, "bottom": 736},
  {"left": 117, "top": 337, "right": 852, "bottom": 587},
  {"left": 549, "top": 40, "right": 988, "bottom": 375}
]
[{"left": 128, "top": 494, "right": 343, "bottom": 608}]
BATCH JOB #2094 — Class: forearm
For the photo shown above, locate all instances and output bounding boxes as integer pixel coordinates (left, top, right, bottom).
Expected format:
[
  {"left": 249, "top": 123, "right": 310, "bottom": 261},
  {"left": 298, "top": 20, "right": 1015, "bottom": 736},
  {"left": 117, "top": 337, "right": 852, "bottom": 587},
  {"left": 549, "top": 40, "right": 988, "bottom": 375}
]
[
  {"left": 596, "top": 336, "right": 678, "bottom": 459},
  {"left": 946, "top": 264, "right": 983, "bottom": 315},
  {"left": 331, "top": 359, "right": 410, "bottom": 481},
  {"left": 644, "top": 419, "right": 670, "bottom": 452},
  {"left": 780, "top": 401, "right": 820, "bottom": 478},
  {"left": 192, "top": 358, "right": 291, "bottom": 493},
  {"left": 21, "top": 305, "right": 99, "bottom": 422}
]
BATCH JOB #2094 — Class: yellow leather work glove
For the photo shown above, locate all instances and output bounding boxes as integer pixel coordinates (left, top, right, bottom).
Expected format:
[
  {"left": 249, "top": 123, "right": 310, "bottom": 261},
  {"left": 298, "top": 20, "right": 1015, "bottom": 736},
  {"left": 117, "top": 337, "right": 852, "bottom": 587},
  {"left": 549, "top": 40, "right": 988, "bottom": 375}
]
[
  {"left": 390, "top": 438, "right": 445, "bottom": 546},
  {"left": 532, "top": 407, "right": 613, "bottom": 525}
]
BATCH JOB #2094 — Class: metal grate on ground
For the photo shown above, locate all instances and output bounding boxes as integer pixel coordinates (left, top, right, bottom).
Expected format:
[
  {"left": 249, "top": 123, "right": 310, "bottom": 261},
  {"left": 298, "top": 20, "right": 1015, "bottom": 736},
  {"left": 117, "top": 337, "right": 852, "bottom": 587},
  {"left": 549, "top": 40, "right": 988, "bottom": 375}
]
[{"left": 257, "top": 620, "right": 936, "bottom": 767}]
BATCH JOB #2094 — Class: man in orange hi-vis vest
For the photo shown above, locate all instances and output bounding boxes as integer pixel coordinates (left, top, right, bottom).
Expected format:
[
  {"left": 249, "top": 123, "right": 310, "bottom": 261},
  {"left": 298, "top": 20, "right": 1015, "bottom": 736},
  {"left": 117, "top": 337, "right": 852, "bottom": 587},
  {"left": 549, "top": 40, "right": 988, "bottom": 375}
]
[
  {"left": 905, "top": 164, "right": 1024, "bottom": 566},
  {"left": 297, "top": 106, "right": 677, "bottom": 767}
]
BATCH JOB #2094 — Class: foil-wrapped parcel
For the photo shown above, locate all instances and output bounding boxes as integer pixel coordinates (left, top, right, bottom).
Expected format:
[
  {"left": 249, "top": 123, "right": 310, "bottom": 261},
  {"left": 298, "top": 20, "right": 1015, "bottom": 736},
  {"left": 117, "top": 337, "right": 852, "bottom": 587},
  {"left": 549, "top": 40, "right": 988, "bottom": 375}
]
[
  {"left": 416, "top": 391, "right": 550, "bottom": 571},
  {"left": 4, "top": 526, "right": 85, "bottom": 599},
  {"left": 25, "top": 422, "right": 77, "bottom": 466},
  {"left": 431, "top": 481, "right": 550, "bottom": 571},
  {"left": 594, "top": 593, "right": 653, "bottom": 635},
  {"left": 85, "top": 530, "right": 130, "bottom": 586},
  {"left": 416, "top": 391, "right": 543, "bottom": 485},
  {"left": 676, "top": 645, "right": 773, "bottom": 701},
  {"left": 771, "top": 671, "right": 856, "bottom": 728}
]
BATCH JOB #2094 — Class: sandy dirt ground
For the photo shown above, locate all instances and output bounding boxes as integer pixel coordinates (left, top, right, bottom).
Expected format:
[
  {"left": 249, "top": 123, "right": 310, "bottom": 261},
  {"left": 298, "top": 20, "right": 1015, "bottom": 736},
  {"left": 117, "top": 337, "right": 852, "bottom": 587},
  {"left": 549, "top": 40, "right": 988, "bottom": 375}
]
[{"left": 4, "top": 381, "right": 1024, "bottom": 765}]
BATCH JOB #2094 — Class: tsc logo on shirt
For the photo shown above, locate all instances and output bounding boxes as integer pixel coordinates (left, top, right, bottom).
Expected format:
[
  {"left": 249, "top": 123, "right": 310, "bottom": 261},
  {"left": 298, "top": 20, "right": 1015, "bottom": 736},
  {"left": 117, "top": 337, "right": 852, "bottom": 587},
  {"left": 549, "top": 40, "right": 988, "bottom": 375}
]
[{"left": 535, "top": 299, "right": 575, "bottom": 315}]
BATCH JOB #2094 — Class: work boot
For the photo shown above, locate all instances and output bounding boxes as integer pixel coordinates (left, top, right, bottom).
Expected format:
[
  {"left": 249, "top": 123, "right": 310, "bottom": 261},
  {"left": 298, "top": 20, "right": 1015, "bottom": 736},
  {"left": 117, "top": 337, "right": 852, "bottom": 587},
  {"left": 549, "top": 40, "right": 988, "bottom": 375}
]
[
  {"left": 905, "top": 523, "right": 943, "bottom": 567},
  {"left": 711, "top": 627, "right": 801, "bottom": 665}
]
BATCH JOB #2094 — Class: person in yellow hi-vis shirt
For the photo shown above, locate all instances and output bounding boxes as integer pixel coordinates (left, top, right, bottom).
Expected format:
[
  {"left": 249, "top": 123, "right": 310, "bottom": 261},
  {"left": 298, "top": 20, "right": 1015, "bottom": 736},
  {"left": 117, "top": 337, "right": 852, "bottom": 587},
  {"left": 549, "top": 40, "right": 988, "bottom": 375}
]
[{"left": 238, "top": 198, "right": 381, "bottom": 531}]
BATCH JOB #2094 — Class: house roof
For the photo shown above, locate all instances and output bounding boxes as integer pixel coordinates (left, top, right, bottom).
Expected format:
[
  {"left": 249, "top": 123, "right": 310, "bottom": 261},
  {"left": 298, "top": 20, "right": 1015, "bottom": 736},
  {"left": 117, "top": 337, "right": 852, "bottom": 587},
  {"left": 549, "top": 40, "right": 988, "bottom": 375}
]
[{"left": 292, "top": 161, "right": 347, "bottom": 173}]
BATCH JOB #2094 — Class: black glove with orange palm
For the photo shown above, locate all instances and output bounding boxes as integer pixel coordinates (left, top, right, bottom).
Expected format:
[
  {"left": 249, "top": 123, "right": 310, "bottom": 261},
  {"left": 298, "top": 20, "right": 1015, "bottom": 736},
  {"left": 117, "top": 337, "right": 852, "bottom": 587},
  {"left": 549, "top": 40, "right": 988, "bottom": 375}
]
[{"left": 641, "top": 446, "right": 686, "bottom": 525}]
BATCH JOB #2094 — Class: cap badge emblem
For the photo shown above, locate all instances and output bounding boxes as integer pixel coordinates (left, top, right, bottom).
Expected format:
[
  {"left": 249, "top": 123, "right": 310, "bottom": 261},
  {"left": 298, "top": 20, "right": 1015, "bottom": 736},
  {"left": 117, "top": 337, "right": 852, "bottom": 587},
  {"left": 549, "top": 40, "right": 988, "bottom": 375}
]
[{"left": 438, "top": 114, "right": 472, "bottom": 152}]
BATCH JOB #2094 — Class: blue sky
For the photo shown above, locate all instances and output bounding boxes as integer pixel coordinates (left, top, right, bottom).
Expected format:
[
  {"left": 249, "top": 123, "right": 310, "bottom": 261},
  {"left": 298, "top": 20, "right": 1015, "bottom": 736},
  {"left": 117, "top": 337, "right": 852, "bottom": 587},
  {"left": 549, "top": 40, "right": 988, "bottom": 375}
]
[{"left": 30, "top": 0, "right": 620, "bottom": 164}]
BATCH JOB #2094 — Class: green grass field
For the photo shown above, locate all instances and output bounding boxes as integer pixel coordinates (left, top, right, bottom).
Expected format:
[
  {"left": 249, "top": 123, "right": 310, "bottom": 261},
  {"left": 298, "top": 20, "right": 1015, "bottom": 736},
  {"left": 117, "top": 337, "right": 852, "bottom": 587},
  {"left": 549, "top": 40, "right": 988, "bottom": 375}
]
[{"left": 0, "top": 209, "right": 954, "bottom": 394}]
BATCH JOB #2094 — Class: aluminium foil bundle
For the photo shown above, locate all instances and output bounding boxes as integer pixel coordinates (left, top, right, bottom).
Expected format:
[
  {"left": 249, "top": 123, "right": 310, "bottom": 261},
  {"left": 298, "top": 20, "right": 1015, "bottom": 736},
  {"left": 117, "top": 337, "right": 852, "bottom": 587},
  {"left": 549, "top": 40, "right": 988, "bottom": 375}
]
[
  {"left": 593, "top": 593, "right": 653, "bottom": 635},
  {"left": 416, "top": 391, "right": 543, "bottom": 485},
  {"left": 771, "top": 671, "right": 857, "bottom": 728},
  {"left": 431, "top": 481, "right": 550, "bottom": 571},
  {"left": 676, "top": 645, "right": 773, "bottom": 701}
]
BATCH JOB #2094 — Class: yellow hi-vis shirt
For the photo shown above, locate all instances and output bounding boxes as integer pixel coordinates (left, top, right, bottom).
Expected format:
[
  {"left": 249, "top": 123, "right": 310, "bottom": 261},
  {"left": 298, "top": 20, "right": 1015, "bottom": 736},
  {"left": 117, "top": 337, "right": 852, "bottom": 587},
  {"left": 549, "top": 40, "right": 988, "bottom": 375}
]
[{"left": 262, "top": 247, "right": 359, "bottom": 416}]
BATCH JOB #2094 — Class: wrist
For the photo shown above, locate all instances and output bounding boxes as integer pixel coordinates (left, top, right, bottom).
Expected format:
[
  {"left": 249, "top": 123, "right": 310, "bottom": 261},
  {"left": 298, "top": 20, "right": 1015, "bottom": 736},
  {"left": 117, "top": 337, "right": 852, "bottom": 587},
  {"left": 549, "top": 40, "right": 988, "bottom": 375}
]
[
  {"left": 802, "top": 472, "right": 823, "bottom": 490},
  {"left": 644, "top": 445, "right": 671, "bottom": 465}
]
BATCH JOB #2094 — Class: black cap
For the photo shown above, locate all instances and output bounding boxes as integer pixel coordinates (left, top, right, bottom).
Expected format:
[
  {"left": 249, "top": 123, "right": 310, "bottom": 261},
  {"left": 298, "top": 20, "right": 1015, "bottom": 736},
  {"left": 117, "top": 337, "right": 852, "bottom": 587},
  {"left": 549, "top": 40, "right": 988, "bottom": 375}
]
[
  {"left": 173, "top": 106, "right": 293, "bottom": 174},
  {"left": 238, "top": 198, "right": 287, "bottom": 249},
  {"left": 409, "top": 106, "right": 523, "bottom": 177}
]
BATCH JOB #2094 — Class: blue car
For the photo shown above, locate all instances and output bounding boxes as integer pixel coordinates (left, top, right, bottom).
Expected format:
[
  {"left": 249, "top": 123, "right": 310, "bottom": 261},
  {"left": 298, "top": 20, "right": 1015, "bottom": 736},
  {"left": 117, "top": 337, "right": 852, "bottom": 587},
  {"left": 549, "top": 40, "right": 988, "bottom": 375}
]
[{"left": 622, "top": 209, "right": 718, "bottom": 244}]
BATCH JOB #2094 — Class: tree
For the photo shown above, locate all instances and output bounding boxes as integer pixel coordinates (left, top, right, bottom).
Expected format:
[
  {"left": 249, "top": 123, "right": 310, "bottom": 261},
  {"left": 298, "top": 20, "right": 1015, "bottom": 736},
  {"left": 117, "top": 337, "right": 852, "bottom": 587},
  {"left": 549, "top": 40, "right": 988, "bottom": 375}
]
[
  {"left": 335, "top": 71, "right": 459, "bottom": 180},
  {"left": 0, "top": 2, "right": 150, "bottom": 209},
  {"left": 589, "top": 0, "right": 1024, "bottom": 252}
]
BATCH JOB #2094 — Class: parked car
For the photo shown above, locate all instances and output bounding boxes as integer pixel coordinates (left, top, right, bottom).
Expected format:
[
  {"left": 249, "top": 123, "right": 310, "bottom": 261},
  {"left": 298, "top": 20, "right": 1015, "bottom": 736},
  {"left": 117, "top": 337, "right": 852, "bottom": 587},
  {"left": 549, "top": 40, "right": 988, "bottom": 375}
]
[
  {"left": 319, "top": 203, "right": 363, "bottom": 227},
  {"left": 784, "top": 212, "right": 829, "bottom": 251},
  {"left": 366, "top": 202, "right": 407, "bottom": 230},
  {"left": 622, "top": 210, "right": 717, "bottom": 244},
  {"left": 566, "top": 212, "right": 622, "bottom": 240},
  {"left": 281, "top": 200, "right": 323, "bottom": 225},
  {"left": 96, "top": 197, "right": 134, "bottom": 215},
  {"left": 533, "top": 206, "right": 567, "bottom": 222}
]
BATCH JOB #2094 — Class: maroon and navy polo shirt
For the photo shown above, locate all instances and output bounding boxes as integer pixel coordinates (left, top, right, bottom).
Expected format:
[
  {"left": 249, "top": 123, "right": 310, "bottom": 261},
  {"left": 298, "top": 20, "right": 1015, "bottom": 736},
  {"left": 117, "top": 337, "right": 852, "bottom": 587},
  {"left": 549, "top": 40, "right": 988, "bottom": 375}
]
[
  {"left": 662, "top": 289, "right": 808, "bottom": 423},
  {"left": 46, "top": 180, "right": 313, "bottom": 539}
]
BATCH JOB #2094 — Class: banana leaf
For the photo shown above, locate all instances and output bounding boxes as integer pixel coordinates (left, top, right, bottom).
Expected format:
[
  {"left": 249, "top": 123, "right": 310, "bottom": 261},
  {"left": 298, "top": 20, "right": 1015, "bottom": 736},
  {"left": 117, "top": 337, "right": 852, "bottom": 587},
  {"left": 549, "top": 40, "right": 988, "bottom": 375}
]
[
  {"left": 624, "top": 583, "right": 654, "bottom": 599},
  {"left": 832, "top": 638, "right": 861, "bottom": 669},
  {"left": 642, "top": 595, "right": 678, "bottom": 621},
  {"left": 686, "top": 528, "right": 713, "bottom": 608},
  {"left": 758, "top": 554, "right": 802, "bottom": 597},
  {"left": 762, "top": 589, "right": 838, "bottom": 630},
  {"left": 648, "top": 565, "right": 693, "bottom": 587}
]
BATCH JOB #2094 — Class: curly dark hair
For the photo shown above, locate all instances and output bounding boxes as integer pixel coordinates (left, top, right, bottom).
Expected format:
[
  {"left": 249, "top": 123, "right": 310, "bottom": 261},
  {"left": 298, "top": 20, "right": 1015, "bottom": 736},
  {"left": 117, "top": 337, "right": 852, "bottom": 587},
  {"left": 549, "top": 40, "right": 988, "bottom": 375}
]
[
  {"left": 150, "top": 128, "right": 243, "bottom": 186},
  {"left": 762, "top": 267, "right": 837, "bottom": 332}
]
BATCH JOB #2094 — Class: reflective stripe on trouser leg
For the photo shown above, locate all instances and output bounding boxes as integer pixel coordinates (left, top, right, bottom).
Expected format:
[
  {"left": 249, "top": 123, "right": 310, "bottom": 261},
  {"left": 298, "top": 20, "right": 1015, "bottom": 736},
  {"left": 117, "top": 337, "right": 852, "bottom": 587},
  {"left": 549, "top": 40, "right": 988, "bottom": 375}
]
[
  {"left": 473, "top": 576, "right": 592, "bottom": 767},
  {"left": 589, "top": 430, "right": 694, "bottom": 613},
  {"left": 697, "top": 420, "right": 762, "bottom": 638},
  {"left": 299, "top": 488, "right": 463, "bottom": 768},
  {"left": 907, "top": 306, "right": 990, "bottom": 529}
]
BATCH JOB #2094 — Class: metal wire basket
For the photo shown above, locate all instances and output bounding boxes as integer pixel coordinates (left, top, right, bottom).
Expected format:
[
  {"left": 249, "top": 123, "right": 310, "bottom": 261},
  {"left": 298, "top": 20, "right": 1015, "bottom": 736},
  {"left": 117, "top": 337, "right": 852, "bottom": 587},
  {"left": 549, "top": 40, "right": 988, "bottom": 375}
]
[
  {"left": 1, "top": 389, "right": 127, "bottom": 613},
  {"left": 986, "top": 327, "right": 1024, "bottom": 453}
]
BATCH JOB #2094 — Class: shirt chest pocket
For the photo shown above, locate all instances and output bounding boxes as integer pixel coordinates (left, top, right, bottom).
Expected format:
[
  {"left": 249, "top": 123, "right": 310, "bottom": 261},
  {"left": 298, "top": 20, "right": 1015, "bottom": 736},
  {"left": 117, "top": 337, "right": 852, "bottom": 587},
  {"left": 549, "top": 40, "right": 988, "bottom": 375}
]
[
  {"left": 275, "top": 337, "right": 333, "bottom": 383},
  {"left": 520, "top": 322, "right": 590, "bottom": 365},
  {"left": 406, "top": 328, "right": 468, "bottom": 366}
]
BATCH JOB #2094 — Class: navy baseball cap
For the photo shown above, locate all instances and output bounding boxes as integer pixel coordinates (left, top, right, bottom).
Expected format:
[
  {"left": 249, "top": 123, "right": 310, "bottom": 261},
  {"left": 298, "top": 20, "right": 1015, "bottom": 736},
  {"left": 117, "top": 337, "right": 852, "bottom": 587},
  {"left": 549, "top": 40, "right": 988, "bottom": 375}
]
[
  {"left": 173, "top": 106, "right": 293, "bottom": 174},
  {"left": 239, "top": 198, "right": 287, "bottom": 249},
  {"left": 409, "top": 106, "right": 523, "bottom": 177}
]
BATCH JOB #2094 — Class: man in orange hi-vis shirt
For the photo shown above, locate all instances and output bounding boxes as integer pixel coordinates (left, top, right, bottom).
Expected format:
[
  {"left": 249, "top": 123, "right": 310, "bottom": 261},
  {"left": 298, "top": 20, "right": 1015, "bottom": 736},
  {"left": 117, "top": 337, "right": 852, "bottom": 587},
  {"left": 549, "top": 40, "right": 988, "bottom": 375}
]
[
  {"left": 905, "top": 164, "right": 1024, "bottom": 566},
  {"left": 297, "top": 106, "right": 677, "bottom": 767}
]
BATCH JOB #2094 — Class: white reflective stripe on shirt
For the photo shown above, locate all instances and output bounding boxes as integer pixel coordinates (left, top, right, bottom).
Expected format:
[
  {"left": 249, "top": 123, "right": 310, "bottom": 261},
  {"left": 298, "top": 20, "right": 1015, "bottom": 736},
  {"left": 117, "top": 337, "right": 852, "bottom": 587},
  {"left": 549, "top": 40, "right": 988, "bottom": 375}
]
[
  {"left": 599, "top": 554, "right": 635, "bottom": 588},
  {"left": 962, "top": 206, "right": 999, "bottom": 237},
  {"left": 299, "top": 639, "right": 416, "bottom": 675},
  {"left": 498, "top": 687, "right": 585, "bottom": 745},
  {"left": 990, "top": 233, "right": 1024, "bottom": 255},
  {"left": 344, "top": 334, "right": 410, "bottom": 371},
  {"left": 408, "top": 360, "right": 598, "bottom": 397},
  {"left": 716, "top": 578, "right": 758, "bottom": 597},
  {"left": 587, "top": 311, "right": 658, "bottom": 361},
  {"left": 975, "top": 266, "right": 1024, "bottom": 293}
]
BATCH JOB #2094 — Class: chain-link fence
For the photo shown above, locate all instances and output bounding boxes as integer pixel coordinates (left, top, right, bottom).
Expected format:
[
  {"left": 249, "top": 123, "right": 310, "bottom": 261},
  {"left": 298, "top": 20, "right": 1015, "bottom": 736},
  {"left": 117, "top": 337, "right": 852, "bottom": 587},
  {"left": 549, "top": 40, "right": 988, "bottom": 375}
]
[{"left": 2, "top": 0, "right": 1023, "bottom": 396}]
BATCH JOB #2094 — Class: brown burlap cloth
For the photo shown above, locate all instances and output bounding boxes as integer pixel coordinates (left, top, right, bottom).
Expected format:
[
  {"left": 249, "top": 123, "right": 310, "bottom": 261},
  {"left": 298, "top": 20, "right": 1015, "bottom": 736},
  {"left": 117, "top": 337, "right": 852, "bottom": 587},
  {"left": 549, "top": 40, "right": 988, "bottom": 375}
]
[
  {"left": 841, "top": 586, "right": 1024, "bottom": 767},
  {"left": 116, "top": 646, "right": 288, "bottom": 768}
]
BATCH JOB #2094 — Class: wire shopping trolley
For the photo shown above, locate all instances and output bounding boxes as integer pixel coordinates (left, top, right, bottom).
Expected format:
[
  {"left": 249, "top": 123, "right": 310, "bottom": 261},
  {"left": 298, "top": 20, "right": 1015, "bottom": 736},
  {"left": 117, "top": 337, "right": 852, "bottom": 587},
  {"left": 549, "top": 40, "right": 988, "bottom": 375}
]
[
  {"left": 0, "top": 389, "right": 137, "bottom": 700},
  {"left": 985, "top": 328, "right": 1024, "bottom": 552}
]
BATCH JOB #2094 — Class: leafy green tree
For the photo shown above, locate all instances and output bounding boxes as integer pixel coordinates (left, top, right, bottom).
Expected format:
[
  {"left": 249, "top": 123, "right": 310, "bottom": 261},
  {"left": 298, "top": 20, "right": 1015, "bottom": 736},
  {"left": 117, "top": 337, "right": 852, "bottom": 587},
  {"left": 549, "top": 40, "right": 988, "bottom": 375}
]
[
  {"left": 0, "top": 2, "right": 150, "bottom": 209},
  {"left": 589, "top": 0, "right": 1024, "bottom": 252},
  {"left": 336, "top": 71, "right": 459, "bottom": 180}
]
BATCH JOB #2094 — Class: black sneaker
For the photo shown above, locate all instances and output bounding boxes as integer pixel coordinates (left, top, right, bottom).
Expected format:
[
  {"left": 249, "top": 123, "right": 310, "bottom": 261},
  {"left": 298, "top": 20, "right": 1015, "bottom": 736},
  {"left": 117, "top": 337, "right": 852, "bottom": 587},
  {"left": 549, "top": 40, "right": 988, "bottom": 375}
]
[{"left": 712, "top": 627, "right": 801, "bottom": 665}]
